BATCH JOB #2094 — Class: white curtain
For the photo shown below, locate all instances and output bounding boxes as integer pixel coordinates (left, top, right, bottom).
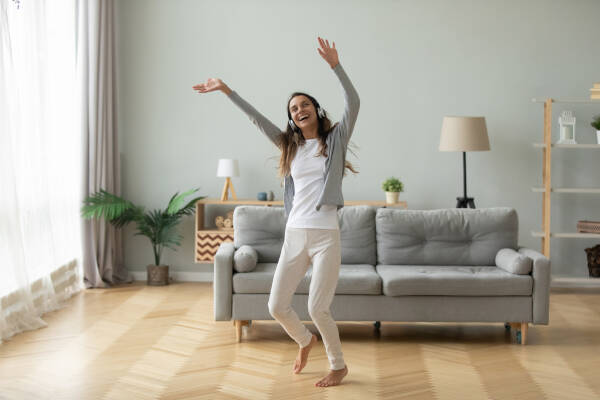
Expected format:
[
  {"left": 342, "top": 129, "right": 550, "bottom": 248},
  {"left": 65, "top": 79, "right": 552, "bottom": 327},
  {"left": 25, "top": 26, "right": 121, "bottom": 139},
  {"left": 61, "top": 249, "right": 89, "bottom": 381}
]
[
  {"left": 0, "top": 0, "right": 83, "bottom": 343},
  {"left": 78, "top": 0, "right": 132, "bottom": 288}
]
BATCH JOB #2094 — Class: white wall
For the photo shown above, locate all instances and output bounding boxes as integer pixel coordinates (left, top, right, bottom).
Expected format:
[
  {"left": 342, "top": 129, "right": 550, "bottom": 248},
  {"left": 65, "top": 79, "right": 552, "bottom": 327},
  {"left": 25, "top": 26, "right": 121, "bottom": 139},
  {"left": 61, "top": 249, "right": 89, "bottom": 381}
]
[{"left": 115, "top": 0, "right": 600, "bottom": 279}]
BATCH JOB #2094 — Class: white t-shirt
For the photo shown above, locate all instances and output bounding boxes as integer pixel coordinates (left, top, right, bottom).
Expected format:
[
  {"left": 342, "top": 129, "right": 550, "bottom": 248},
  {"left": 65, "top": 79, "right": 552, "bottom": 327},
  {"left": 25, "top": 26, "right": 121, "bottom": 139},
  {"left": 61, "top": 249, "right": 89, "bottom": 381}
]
[{"left": 286, "top": 139, "right": 339, "bottom": 230}]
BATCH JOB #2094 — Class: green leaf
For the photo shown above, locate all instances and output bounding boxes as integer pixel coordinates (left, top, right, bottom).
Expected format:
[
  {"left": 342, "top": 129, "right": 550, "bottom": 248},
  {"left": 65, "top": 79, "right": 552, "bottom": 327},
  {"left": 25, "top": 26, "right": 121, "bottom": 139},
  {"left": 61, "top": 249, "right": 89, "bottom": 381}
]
[
  {"left": 81, "top": 189, "right": 142, "bottom": 226},
  {"left": 167, "top": 188, "right": 199, "bottom": 215}
]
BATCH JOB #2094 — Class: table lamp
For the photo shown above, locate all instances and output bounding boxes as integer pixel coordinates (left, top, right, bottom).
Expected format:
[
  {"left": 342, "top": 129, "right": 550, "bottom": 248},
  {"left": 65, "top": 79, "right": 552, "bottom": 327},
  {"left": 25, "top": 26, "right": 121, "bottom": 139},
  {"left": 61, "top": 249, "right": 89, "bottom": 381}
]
[
  {"left": 217, "top": 159, "right": 239, "bottom": 201},
  {"left": 439, "top": 116, "right": 490, "bottom": 208}
]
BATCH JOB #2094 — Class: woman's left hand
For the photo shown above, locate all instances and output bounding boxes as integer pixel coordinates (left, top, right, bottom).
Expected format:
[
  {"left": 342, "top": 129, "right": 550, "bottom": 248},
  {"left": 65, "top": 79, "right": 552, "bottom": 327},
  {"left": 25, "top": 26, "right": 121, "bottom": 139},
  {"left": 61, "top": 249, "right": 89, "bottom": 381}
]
[{"left": 317, "top": 37, "right": 339, "bottom": 69}]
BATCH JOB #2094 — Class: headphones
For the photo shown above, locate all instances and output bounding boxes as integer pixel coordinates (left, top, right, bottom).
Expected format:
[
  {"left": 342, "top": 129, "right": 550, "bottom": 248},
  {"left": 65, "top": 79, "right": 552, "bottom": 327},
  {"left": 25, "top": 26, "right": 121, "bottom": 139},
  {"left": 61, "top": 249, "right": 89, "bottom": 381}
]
[{"left": 288, "top": 106, "right": 326, "bottom": 133}]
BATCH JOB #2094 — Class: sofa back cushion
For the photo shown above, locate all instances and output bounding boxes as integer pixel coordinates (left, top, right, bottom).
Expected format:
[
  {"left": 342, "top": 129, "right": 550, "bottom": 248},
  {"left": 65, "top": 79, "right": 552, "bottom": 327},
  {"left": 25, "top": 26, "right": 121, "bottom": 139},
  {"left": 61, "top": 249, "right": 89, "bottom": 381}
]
[
  {"left": 338, "top": 205, "right": 376, "bottom": 265},
  {"left": 376, "top": 207, "right": 518, "bottom": 266},
  {"left": 233, "top": 206, "right": 286, "bottom": 263},
  {"left": 233, "top": 205, "right": 377, "bottom": 264}
]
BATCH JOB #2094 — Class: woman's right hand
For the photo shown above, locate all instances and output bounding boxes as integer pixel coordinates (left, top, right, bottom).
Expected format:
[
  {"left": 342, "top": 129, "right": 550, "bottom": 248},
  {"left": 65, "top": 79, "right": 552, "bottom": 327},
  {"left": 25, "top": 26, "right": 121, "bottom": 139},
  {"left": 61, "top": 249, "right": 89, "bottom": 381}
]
[{"left": 192, "top": 78, "right": 231, "bottom": 95}]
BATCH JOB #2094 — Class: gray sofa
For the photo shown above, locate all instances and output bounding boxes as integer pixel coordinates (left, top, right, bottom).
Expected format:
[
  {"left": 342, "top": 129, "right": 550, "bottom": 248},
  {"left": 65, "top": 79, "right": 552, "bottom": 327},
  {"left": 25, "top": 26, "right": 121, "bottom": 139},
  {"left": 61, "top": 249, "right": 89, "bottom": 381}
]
[{"left": 213, "top": 205, "right": 550, "bottom": 345}]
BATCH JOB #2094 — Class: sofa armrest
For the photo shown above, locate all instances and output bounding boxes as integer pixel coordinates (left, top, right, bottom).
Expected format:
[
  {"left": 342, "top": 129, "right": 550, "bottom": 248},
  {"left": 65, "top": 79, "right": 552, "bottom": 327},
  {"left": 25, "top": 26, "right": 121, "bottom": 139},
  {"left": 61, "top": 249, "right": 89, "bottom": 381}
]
[
  {"left": 518, "top": 247, "right": 551, "bottom": 324},
  {"left": 214, "top": 242, "right": 235, "bottom": 321}
]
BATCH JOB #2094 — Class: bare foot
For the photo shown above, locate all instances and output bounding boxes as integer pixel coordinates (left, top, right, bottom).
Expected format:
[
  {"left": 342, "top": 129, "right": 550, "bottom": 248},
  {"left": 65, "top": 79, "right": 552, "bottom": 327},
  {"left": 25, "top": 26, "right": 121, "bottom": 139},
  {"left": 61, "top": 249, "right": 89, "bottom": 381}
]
[
  {"left": 315, "top": 365, "right": 348, "bottom": 387},
  {"left": 293, "top": 334, "right": 317, "bottom": 374}
]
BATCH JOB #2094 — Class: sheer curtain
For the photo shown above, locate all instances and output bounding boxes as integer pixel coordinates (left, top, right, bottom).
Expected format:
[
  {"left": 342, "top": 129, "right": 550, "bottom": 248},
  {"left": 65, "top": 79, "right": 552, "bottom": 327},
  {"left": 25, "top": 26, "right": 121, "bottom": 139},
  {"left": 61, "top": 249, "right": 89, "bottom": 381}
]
[
  {"left": 78, "top": 0, "right": 131, "bottom": 288},
  {"left": 0, "top": 0, "right": 83, "bottom": 342}
]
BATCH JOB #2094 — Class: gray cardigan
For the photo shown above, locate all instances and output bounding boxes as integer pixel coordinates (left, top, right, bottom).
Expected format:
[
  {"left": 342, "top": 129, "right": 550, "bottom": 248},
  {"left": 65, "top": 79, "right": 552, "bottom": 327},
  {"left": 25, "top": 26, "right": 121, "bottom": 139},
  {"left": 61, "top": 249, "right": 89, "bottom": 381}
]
[{"left": 226, "top": 63, "right": 360, "bottom": 219}]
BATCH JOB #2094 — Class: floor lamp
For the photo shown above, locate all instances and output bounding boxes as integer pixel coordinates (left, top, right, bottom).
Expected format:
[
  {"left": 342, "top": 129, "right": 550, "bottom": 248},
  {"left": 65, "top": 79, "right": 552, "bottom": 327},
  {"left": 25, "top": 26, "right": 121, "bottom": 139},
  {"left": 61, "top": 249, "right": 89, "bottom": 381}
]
[{"left": 439, "top": 116, "right": 490, "bottom": 208}]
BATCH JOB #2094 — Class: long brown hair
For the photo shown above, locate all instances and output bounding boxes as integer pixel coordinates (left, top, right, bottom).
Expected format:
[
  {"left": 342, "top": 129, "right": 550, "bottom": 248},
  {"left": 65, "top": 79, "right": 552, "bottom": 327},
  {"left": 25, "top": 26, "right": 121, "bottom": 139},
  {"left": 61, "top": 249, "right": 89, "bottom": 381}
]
[{"left": 272, "top": 92, "right": 358, "bottom": 181}]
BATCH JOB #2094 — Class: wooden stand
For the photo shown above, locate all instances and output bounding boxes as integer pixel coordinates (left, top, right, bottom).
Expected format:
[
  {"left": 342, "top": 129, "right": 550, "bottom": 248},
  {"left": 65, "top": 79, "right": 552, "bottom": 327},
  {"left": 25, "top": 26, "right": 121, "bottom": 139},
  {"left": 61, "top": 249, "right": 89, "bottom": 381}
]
[
  {"left": 531, "top": 96, "right": 600, "bottom": 287},
  {"left": 220, "top": 177, "right": 237, "bottom": 201},
  {"left": 531, "top": 97, "right": 600, "bottom": 258}
]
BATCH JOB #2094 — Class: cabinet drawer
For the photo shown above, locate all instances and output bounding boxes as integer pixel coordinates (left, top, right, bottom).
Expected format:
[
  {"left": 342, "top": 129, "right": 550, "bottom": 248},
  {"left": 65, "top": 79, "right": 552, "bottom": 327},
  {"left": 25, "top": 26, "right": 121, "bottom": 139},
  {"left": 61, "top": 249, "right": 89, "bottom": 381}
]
[{"left": 195, "top": 230, "right": 234, "bottom": 263}]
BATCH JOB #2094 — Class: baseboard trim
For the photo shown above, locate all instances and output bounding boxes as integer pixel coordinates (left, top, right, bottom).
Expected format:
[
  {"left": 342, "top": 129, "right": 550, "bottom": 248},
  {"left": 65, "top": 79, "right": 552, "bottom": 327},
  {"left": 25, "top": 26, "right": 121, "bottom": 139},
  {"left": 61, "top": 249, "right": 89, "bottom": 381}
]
[
  {"left": 131, "top": 271, "right": 213, "bottom": 282},
  {"left": 551, "top": 276, "right": 600, "bottom": 288}
]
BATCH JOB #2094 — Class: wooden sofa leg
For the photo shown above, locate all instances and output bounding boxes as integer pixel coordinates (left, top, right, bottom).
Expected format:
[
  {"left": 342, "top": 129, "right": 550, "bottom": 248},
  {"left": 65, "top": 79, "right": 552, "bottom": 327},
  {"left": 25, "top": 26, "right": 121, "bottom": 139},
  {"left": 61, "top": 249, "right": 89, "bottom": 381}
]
[
  {"left": 235, "top": 320, "right": 242, "bottom": 342},
  {"left": 521, "top": 322, "right": 528, "bottom": 345},
  {"left": 508, "top": 322, "right": 528, "bottom": 345},
  {"left": 234, "top": 320, "right": 250, "bottom": 342}
]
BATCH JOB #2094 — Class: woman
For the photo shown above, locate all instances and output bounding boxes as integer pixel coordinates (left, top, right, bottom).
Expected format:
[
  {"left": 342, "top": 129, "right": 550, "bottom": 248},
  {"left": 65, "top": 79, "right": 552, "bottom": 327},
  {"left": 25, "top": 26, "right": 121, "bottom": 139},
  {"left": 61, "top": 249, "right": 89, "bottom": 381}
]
[{"left": 193, "top": 37, "right": 359, "bottom": 387}]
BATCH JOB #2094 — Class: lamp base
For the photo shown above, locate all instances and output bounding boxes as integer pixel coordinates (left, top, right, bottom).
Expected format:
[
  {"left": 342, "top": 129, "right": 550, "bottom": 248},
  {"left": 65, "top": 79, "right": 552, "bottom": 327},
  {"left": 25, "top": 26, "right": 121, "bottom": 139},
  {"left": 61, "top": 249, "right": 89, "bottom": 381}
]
[
  {"left": 456, "top": 197, "right": 476, "bottom": 209},
  {"left": 220, "top": 177, "right": 238, "bottom": 201}
]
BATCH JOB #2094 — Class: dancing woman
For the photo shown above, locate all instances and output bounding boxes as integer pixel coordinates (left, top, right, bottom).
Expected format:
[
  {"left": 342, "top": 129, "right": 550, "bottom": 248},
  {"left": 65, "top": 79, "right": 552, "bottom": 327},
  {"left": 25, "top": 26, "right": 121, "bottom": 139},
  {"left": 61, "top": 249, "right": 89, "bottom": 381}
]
[{"left": 193, "top": 36, "right": 359, "bottom": 387}]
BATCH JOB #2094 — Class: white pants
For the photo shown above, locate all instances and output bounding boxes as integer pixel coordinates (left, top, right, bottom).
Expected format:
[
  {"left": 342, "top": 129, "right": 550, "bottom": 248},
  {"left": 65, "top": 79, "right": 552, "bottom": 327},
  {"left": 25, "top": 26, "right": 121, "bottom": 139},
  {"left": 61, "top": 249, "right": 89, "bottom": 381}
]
[{"left": 267, "top": 226, "right": 345, "bottom": 370}]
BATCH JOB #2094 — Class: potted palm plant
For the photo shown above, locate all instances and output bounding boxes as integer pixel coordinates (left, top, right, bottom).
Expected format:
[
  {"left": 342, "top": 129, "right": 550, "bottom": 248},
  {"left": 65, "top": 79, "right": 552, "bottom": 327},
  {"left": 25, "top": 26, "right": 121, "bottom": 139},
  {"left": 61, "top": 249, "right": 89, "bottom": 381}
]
[
  {"left": 382, "top": 177, "right": 404, "bottom": 204},
  {"left": 591, "top": 115, "right": 600, "bottom": 144},
  {"left": 81, "top": 188, "right": 205, "bottom": 285}
]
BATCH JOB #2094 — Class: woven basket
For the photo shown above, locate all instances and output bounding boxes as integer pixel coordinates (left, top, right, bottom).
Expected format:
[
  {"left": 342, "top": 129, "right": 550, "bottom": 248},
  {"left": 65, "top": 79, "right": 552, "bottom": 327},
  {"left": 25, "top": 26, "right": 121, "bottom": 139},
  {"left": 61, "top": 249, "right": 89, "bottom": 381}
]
[
  {"left": 577, "top": 220, "right": 600, "bottom": 234},
  {"left": 147, "top": 265, "right": 169, "bottom": 286}
]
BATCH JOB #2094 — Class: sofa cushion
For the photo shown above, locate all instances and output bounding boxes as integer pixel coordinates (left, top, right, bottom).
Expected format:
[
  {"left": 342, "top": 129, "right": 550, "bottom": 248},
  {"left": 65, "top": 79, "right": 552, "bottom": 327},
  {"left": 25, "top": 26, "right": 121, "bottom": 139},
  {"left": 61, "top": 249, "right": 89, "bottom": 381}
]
[
  {"left": 233, "top": 206, "right": 286, "bottom": 263},
  {"left": 233, "top": 245, "right": 258, "bottom": 272},
  {"left": 234, "top": 205, "right": 377, "bottom": 265},
  {"left": 232, "top": 263, "right": 382, "bottom": 295},
  {"left": 338, "top": 205, "right": 377, "bottom": 265},
  {"left": 376, "top": 207, "right": 518, "bottom": 266},
  {"left": 495, "top": 248, "right": 533, "bottom": 275},
  {"left": 376, "top": 265, "right": 532, "bottom": 296}
]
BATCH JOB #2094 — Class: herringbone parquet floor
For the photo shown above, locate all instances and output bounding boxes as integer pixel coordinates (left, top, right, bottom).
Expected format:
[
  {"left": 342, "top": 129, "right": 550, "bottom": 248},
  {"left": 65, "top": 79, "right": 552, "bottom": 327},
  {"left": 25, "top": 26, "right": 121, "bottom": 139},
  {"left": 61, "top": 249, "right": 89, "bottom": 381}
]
[{"left": 1, "top": 282, "right": 599, "bottom": 399}]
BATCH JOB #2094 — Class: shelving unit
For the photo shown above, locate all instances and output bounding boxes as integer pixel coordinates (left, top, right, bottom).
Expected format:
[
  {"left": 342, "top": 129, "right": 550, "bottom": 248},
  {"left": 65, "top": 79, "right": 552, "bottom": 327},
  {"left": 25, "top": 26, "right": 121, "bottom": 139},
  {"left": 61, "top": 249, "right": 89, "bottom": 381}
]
[
  {"left": 194, "top": 198, "right": 408, "bottom": 264},
  {"left": 531, "top": 97, "right": 600, "bottom": 286}
]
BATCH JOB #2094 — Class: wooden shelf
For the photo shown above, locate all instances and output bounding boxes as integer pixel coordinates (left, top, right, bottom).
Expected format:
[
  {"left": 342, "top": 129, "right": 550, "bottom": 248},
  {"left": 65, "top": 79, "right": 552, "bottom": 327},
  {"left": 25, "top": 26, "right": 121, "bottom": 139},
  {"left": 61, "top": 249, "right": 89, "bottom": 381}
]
[
  {"left": 196, "top": 197, "right": 408, "bottom": 208},
  {"left": 531, "top": 231, "right": 600, "bottom": 239},
  {"left": 532, "top": 97, "right": 600, "bottom": 267},
  {"left": 197, "top": 198, "right": 283, "bottom": 206},
  {"left": 533, "top": 143, "right": 600, "bottom": 149},
  {"left": 532, "top": 187, "right": 600, "bottom": 193},
  {"left": 531, "top": 97, "right": 600, "bottom": 104}
]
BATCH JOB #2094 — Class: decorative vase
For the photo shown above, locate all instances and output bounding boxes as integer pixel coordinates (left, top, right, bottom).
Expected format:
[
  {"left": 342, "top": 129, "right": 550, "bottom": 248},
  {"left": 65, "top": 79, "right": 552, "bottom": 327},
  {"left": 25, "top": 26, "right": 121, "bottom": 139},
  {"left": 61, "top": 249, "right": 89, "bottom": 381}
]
[
  {"left": 147, "top": 264, "right": 169, "bottom": 286},
  {"left": 267, "top": 190, "right": 274, "bottom": 201},
  {"left": 385, "top": 191, "right": 399, "bottom": 204},
  {"left": 585, "top": 245, "right": 600, "bottom": 277},
  {"left": 596, "top": 130, "right": 600, "bottom": 144},
  {"left": 257, "top": 192, "right": 267, "bottom": 201}
]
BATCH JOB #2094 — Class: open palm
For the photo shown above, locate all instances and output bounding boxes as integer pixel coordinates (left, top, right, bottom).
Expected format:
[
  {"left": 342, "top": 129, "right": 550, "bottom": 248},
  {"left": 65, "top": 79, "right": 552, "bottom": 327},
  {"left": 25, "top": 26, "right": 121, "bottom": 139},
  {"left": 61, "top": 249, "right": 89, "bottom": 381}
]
[
  {"left": 192, "top": 78, "right": 224, "bottom": 94},
  {"left": 317, "top": 37, "right": 339, "bottom": 68}
]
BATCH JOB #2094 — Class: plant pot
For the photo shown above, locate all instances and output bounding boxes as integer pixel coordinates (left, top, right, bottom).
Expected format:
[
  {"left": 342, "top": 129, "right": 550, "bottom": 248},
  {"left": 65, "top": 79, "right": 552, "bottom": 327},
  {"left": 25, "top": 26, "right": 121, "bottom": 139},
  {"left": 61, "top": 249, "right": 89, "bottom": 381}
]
[
  {"left": 596, "top": 130, "right": 600, "bottom": 144},
  {"left": 147, "top": 264, "right": 170, "bottom": 286},
  {"left": 385, "top": 191, "right": 399, "bottom": 204}
]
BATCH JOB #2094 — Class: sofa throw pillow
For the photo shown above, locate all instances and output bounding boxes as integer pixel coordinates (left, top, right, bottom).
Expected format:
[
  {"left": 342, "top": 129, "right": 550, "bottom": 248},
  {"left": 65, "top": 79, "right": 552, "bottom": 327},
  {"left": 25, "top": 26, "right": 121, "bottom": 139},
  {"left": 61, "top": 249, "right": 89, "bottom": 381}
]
[
  {"left": 233, "top": 245, "right": 258, "bottom": 272},
  {"left": 495, "top": 248, "right": 532, "bottom": 275}
]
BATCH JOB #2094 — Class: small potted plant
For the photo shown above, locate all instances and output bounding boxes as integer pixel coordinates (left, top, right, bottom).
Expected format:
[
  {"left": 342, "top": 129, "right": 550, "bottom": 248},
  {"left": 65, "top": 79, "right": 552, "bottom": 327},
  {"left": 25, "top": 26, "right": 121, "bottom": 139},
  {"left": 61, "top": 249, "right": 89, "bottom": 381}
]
[
  {"left": 81, "top": 188, "right": 205, "bottom": 285},
  {"left": 382, "top": 177, "right": 404, "bottom": 204},
  {"left": 591, "top": 115, "right": 600, "bottom": 144}
]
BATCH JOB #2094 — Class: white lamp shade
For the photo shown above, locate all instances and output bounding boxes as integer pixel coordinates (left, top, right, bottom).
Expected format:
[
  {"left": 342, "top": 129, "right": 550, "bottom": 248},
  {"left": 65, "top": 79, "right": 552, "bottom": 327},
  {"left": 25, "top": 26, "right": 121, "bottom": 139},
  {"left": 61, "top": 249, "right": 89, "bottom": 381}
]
[
  {"left": 439, "top": 116, "right": 490, "bottom": 152},
  {"left": 216, "top": 159, "right": 240, "bottom": 177}
]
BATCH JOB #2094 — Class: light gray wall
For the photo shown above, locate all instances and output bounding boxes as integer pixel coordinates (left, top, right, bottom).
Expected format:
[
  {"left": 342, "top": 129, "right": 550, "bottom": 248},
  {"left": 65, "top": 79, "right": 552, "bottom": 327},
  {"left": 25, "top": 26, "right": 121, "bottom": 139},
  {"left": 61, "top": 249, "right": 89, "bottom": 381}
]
[{"left": 115, "top": 0, "right": 600, "bottom": 279}]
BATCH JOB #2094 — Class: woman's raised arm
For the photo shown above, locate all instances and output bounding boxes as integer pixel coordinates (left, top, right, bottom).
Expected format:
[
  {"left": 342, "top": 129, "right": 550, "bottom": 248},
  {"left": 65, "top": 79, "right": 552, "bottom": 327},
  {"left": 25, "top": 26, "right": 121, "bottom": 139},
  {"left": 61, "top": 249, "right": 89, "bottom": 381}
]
[
  {"left": 193, "top": 79, "right": 281, "bottom": 147},
  {"left": 317, "top": 37, "right": 360, "bottom": 144}
]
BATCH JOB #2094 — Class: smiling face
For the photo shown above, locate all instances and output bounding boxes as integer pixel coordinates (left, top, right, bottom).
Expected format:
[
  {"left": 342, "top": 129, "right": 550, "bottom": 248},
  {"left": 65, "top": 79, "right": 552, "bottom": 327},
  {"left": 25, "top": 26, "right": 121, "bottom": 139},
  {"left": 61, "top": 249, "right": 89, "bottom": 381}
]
[{"left": 289, "top": 95, "right": 318, "bottom": 132}]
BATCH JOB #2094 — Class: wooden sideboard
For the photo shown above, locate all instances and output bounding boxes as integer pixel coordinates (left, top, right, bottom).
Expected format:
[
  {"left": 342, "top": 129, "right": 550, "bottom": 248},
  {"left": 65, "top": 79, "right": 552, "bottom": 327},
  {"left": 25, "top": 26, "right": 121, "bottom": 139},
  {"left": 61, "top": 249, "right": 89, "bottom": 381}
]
[{"left": 194, "top": 198, "right": 408, "bottom": 264}]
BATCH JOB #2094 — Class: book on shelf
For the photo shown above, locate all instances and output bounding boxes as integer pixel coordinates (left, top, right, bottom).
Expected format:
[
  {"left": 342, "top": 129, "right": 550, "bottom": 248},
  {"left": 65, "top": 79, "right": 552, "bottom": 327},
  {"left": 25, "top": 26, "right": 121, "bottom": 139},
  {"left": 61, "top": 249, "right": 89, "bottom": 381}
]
[{"left": 577, "top": 220, "right": 600, "bottom": 234}]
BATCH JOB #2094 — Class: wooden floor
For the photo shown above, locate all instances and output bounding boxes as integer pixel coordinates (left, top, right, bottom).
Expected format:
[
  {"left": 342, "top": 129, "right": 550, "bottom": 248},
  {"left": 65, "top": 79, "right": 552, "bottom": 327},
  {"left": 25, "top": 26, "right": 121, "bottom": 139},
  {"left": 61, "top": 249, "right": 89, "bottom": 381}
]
[{"left": 1, "top": 283, "right": 599, "bottom": 400}]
